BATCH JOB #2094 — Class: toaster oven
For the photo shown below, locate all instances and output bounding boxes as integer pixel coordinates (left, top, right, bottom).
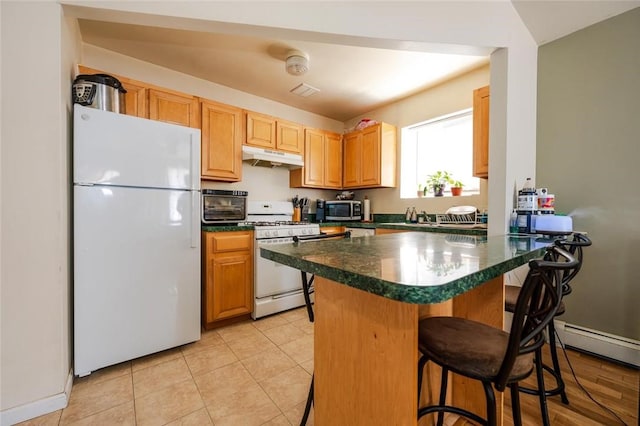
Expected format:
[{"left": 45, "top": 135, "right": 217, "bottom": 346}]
[{"left": 201, "top": 189, "right": 248, "bottom": 224}]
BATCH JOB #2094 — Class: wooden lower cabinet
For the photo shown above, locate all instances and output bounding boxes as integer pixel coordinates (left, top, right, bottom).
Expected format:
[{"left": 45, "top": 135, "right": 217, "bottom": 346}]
[
  {"left": 202, "top": 231, "right": 254, "bottom": 329},
  {"left": 320, "top": 226, "right": 345, "bottom": 235},
  {"left": 375, "top": 228, "right": 408, "bottom": 235}
]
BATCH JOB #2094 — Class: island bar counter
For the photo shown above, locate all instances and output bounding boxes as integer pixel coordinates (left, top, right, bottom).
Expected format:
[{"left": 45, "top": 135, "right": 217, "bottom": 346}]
[{"left": 260, "top": 232, "right": 549, "bottom": 425}]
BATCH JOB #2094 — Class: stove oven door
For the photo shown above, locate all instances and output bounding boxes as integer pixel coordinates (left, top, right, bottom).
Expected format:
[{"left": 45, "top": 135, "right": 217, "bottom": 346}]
[{"left": 255, "top": 239, "right": 304, "bottom": 298}]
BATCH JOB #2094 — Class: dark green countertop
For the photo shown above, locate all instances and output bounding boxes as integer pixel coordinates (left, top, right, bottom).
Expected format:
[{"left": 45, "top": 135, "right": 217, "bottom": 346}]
[
  {"left": 202, "top": 221, "right": 486, "bottom": 235},
  {"left": 260, "top": 233, "right": 550, "bottom": 304},
  {"left": 201, "top": 225, "right": 254, "bottom": 232}
]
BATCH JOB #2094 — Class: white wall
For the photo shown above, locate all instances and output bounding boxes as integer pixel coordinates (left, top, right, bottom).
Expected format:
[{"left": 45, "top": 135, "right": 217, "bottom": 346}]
[
  {"left": 1, "top": 1, "right": 80, "bottom": 422},
  {"left": 344, "top": 65, "right": 491, "bottom": 214}
]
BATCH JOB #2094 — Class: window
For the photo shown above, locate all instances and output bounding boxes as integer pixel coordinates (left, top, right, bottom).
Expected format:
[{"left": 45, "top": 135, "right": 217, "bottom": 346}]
[{"left": 401, "top": 109, "right": 479, "bottom": 198}]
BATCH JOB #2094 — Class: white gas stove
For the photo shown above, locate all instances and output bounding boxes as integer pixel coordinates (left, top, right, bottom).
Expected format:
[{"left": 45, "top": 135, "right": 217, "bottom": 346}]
[{"left": 244, "top": 201, "right": 320, "bottom": 319}]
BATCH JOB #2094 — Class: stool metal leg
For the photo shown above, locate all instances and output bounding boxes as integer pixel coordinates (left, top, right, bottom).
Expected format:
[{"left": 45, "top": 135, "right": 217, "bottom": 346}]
[
  {"left": 534, "top": 349, "right": 551, "bottom": 426},
  {"left": 437, "top": 366, "right": 448, "bottom": 426},
  {"left": 510, "top": 383, "right": 523, "bottom": 426},
  {"left": 548, "top": 321, "right": 569, "bottom": 404},
  {"left": 300, "top": 374, "right": 314, "bottom": 426},
  {"left": 482, "top": 381, "right": 497, "bottom": 426},
  {"left": 417, "top": 354, "right": 428, "bottom": 404}
]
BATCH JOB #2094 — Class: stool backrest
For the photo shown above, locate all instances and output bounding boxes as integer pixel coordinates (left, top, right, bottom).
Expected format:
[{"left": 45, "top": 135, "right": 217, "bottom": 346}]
[
  {"left": 555, "top": 233, "right": 592, "bottom": 296},
  {"left": 495, "top": 245, "right": 579, "bottom": 391}
]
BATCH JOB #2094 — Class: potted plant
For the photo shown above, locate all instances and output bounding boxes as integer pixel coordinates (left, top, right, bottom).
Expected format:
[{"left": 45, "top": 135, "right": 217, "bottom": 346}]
[
  {"left": 450, "top": 180, "right": 464, "bottom": 196},
  {"left": 417, "top": 184, "right": 424, "bottom": 197},
  {"left": 426, "top": 170, "right": 453, "bottom": 197}
]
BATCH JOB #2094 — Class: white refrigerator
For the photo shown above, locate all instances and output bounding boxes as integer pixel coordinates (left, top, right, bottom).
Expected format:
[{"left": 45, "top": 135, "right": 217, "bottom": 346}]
[{"left": 73, "top": 104, "right": 201, "bottom": 377}]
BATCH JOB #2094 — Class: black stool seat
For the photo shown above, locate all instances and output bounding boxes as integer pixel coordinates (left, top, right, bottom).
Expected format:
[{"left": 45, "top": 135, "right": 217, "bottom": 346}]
[
  {"left": 505, "top": 285, "right": 566, "bottom": 315},
  {"left": 419, "top": 317, "right": 534, "bottom": 383}
]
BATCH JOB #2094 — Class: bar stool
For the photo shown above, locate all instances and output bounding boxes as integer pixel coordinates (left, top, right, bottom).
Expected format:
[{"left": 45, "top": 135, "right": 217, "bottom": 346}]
[
  {"left": 293, "top": 231, "right": 351, "bottom": 426},
  {"left": 417, "top": 245, "right": 578, "bottom": 426},
  {"left": 504, "top": 232, "right": 591, "bottom": 417}
]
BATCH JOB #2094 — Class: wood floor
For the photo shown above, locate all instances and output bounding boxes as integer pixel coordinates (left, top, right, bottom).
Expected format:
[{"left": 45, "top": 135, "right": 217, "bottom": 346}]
[{"left": 425, "top": 344, "right": 639, "bottom": 426}]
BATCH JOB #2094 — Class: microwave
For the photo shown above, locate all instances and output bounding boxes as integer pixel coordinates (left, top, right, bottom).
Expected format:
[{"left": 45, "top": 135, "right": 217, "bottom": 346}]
[
  {"left": 202, "top": 189, "right": 248, "bottom": 224},
  {"left": 326, "top": 200, "right": 362, "bottom": 221}
]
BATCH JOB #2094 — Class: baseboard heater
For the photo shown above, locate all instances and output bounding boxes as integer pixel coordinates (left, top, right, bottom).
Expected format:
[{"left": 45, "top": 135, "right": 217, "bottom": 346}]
[{"left": 554, "top": 320, "right": 640, "bottom": 367}]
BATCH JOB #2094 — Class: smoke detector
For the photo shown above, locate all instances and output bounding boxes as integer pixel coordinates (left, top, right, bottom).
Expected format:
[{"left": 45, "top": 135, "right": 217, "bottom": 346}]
[{"left": 285, "top": 50, "right": 309, "bottom": 76}]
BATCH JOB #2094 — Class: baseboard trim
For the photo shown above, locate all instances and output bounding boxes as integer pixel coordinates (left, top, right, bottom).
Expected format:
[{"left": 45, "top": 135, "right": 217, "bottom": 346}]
[
  {"left": 0, "top": 369, "right": 73, "bottom": 426},
  {"left": 554, "top": 320, "right": 640, "bottom": 368}
]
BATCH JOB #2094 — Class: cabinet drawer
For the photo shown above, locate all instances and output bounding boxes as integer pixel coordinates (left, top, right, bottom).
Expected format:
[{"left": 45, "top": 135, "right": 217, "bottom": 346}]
[{"left": 207, "top": 232, "right": 253, "bottom": 253}]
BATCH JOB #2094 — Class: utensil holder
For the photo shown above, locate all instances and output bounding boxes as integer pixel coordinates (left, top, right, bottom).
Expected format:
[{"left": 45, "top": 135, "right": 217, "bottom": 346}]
[{"left": 293, "top": 207, "right": 301, "bottom": 222}]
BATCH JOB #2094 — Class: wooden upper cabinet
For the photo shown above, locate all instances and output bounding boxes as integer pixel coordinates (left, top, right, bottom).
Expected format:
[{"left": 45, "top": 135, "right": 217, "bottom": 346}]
[
  {"left": 324, "top": 132, "right": 343, "bottom": 188},
  {"left": 246, "top": 112, "right": 276, "bottom": 149},
  {"left": 121, "top": 81, "right": 148, "bottom": 118},
  {"left": 290, "top": 129, "right": 342, "bottom": 189},
  {"left": 276, "top": 119, "right": 304, "bottom": 154},
  {"left": 304, "top": 128, "right": 326, "bottom": 187},
  {"left": 361, "top": 125, "right": 381, "bottom": 186},
  {"left": 201, "top": 100, "right": 243, "bottom": 182},
  {"left": 149, "top": 89, "right": 200, "bottom": 128},
  {"left": 245, "top": 111, "right": 303, "bottom": 154},
  {"left": 342, "top": 132, "right": 361, "bottom": 188},
  {"left": 473, "top": 85, "right": 490, "bottom": 178},
  {"left": 343, "top": 122, "right": 396, "bottom": 189}
]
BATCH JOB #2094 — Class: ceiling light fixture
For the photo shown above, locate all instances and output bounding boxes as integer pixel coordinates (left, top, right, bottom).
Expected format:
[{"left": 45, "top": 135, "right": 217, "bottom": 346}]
[{"left": 285, "top": 50, "right": 309, "bottom": 76}]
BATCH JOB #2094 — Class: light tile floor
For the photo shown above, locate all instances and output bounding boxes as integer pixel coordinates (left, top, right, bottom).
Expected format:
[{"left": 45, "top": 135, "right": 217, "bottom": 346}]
[{"left": 19, "top": 307, "right": 314, "bottom": 426}]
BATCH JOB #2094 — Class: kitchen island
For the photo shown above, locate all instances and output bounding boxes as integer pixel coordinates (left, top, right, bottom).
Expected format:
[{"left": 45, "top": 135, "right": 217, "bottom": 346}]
[{"left": 260, "top": 232, "right": 549, "bottom": 425}]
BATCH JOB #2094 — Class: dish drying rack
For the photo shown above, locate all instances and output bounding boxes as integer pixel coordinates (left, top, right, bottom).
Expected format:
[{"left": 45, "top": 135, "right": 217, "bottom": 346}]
[{"left": 435, "top": 211, "right": 478, "bottom": 225}]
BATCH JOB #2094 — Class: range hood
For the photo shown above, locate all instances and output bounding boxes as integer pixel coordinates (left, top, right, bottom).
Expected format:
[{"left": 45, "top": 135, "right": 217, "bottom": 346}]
[{"left": 242, "top": 145, "right": 304, "bottom": 169}]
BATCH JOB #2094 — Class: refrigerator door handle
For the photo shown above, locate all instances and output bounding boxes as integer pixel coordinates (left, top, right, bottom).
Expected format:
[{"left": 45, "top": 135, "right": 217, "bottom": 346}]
[
  {"left": 191, "top": 191, "right": 199, "bottom": 248},
  {"left": 190, "top": 134, "right": 200, "bottom": 190}
]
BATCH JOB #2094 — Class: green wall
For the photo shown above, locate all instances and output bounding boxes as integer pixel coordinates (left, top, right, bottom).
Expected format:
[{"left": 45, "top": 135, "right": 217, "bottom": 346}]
[{"left": 537, "top": 7, "right": 640, "bottom": 340}]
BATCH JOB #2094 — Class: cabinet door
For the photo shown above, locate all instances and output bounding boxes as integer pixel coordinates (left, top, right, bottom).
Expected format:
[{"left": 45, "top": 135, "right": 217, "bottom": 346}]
[
  {"left": 361, "top": 125, "right": 381, "bottom": 186},
  {"left": 473, "top": 85, "right": 490, "bottom": 178},
  {"left": 201, "top": 100, "right": 243, "bottom": 181},
  {"left": 324, "top": 132, "right": 343, "bottom": 188},
  {"left": 210, "top": 252, "right": 253, "bottom": 321},
  {"left": 342, "top": 132, "right": 361, "bottom": 188},
  {"left": 320, "top": 226, "right": 345, "bottom": 235},
  {"left": 246, "top": 112, "right": 276, "bottom": 149},
  {"left": 149, "top": 89, "right": 200, "bottom": 128},
  {"left": 120, "top": 81, "right": 148, "bottom": 118},
  {"left": 277, "top": 120, "right": 304, "bottom": 154},
  {"left": 304, "top": 129, "right": 325, "bottom": 187}
]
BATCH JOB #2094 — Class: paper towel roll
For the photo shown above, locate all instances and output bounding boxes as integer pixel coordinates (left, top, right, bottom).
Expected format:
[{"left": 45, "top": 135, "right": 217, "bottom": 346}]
[{"left": 363, "top": 197, "right": 371, "bottom": 221}]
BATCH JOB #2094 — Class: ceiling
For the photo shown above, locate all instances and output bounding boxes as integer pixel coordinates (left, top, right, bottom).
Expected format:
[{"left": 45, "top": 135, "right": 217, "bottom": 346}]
[
  {"left": 78, "top": 19, "right": 488, "bottom": 122},
  {"left": 76, "top": 2, "right": 639, "bottom": 122}
]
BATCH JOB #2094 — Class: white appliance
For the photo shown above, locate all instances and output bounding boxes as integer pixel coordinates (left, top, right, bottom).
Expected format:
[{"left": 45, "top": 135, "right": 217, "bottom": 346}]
[
  {"left": 242, "top": 201, "right": 320, "bottom": 319},
  {"left": 242, "top": 145, "right": 304, "bottom": 169},
  {"left": 73, "top": 104, "right": 201, "bottom": 376}
]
